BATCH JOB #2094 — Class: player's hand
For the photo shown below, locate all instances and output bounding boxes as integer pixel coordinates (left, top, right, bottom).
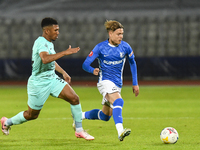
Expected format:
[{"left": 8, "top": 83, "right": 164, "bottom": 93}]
[
  {"left": 93, "top": 68, "right": 99, "bottom": 76},
  {"left": 65, "top": 45, "right": 80, "bottom": 55},
  {"left": 132, "top": 85, "right": 139, "bottom": 97},
  {"left": 63, "top": 72, "right": 71, "bottom": 84}
]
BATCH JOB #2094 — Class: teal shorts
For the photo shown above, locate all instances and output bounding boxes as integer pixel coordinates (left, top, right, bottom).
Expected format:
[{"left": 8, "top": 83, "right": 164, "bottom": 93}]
[{"left": 27, "top": 74, "right": 67, "bottom": 110}]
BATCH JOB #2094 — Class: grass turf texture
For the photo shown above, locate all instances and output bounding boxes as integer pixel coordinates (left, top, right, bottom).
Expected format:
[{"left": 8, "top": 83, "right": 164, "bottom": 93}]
[{"left": 0, "top": 85, "right": 200, "bottom": 150}]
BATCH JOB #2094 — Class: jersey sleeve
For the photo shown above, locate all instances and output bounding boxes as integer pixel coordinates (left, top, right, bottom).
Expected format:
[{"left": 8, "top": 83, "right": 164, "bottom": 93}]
[
  {"left": 126, "top": 44, "right": 138, "bottom": 86},
  {"left": 82, "top": 45, "right": 99, "bottom": 74},
  {"left": 37, "top": 39, "right": 48, "bottom": 54}
]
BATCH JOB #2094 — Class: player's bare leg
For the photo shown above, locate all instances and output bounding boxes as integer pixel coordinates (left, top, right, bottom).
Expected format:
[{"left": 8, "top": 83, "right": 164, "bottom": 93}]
[{"left": 23, "top": 106, "right": 41, "bottom": 120}]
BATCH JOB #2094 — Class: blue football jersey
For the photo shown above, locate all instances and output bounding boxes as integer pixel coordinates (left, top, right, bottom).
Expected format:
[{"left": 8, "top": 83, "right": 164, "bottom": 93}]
[{"left": 83, "top": 39, "right": 138, "bottom": 88}]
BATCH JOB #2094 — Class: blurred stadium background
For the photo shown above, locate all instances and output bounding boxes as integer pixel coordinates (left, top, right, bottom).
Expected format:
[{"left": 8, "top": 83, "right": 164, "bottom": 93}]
[{"left": 0, "top": 0, "right": 200, "bottom": 82}]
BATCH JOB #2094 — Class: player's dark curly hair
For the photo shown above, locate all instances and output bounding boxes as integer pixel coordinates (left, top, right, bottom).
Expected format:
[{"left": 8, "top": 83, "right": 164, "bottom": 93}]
[
  {"left": 104, "top": 20, "right": 123, "bottom": 32},
  {"left": 41, "top": 17, "right": 58, "bottom": 28}
]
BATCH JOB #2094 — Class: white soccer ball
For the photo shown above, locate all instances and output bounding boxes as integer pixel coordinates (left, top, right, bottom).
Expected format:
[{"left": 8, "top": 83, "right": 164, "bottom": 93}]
[{"left": 160, "top": 127, "right": 179, "bottom": 144}]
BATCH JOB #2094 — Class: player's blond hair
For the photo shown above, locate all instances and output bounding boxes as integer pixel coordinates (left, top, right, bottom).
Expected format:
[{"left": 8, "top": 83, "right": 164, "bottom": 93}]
[{"left": 104, "top": 20, "right": 124, "bottom": 32}]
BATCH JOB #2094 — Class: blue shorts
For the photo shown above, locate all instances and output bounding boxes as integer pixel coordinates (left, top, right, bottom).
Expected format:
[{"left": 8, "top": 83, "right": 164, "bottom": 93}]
[{"left": 27, "top": 74, "right": 67, "bottom": 110}]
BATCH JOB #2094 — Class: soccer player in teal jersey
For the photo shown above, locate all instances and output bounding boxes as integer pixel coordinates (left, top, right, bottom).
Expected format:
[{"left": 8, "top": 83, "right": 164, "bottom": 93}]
[
  {"left": 1, "top": 17, "right": 94, "bottom": 140},
  {"left": 81, "top": 20, "right": 139, "bottom": 141}
]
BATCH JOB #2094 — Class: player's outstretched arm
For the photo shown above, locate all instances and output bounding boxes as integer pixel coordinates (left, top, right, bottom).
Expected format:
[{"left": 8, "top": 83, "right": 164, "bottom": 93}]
[
  {"left": 132, "top": 85, "right": 139, "bottom": 97},
  {"left": 64, "top": 45, "right": 80, "bottom": 55},
  {"left": 40, "top": 45, "right": 80, "bottom": 64}
]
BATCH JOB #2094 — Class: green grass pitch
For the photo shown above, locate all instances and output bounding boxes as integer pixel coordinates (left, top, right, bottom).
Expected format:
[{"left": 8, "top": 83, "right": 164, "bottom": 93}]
[{"left": 0, "top": 85, "right": 200, "bottom": 150}]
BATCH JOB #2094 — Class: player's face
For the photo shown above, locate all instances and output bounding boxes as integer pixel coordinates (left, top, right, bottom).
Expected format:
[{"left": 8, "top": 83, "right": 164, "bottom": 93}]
[
  {"left": 48, "top": 25, "right": 59, "bottom": 41},
  {"left": 109, "top": 28, "right": 124, "bottom": 45}
]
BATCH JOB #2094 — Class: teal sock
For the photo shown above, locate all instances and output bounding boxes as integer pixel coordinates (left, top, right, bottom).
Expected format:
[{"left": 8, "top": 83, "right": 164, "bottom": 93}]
[
  {"left": 71, "top": 104, "right": 82, "bottom": 129},
  {"left": 10, "top": 111, "right": 27, "bottom": 125}
]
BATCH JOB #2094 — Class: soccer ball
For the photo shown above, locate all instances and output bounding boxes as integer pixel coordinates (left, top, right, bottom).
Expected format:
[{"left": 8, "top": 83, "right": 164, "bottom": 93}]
[{"left": 160, "top": 127, "right": 179, "bottom": 144}]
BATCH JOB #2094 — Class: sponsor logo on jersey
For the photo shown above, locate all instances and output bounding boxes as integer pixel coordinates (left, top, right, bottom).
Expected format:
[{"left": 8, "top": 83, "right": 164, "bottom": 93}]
[
  {"left": 129, "top": 51, "right": 133, "bottom": 57},
  {"left": 89, "top": 51, "right": 93, "bottom": 57},
  {"left": 103, "top": 59, "right": 123, "bottom": 65}
]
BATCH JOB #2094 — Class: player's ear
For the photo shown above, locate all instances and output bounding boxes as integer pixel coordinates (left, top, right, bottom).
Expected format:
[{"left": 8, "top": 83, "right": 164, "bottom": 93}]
[
  {"left": 108, "top": 30, "right": 113, "bottom": 37},
  {"left": 43, "top": 26, "right": 50, "bottom": 35},
  {"left": 46, "top": 29, "right": 50, "bottom": 35}
]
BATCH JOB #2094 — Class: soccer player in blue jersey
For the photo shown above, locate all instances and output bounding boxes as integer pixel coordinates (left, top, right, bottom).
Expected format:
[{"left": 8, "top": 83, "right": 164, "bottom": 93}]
[
  {"left": 1, "top": 17, "right": 94, "bottom": 140},
  {"left": 82, "top": 20, "right": 139, "bottom": 141}
]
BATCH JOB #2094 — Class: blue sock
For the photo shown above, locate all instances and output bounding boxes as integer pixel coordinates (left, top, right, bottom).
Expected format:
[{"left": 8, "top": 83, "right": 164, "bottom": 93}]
[
  {"left": 85, "top": 109, "right": 99, "bottom": 120},
  {"left": 85, "top": 109, "right": 111, "bottom": 121},
  {"left": 10, "top": 111, "right": 27, "bottom": 125},
  {"left": 113, "top": 98, "right": 124, "bottom": 124}
]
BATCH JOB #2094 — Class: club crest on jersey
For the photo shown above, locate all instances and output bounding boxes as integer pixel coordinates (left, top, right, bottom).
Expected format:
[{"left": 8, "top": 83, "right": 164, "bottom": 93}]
[
  {"left": 120, "top": 52, "right": 125, "bottom": 58},
  {"left": 89, "top": 51, "right": 93, "bottom": 57},
  {"left": 129, "top": 51, "right": 133, "bottom": 57},
  {"left": 45, "top": 44, "right": 48, "bottom": 48}
]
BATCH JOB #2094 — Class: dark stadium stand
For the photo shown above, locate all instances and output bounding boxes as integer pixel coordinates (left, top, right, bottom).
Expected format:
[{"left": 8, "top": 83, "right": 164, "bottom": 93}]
[{"left": 0, "top": 0, "right": 200, "bottom": 80}]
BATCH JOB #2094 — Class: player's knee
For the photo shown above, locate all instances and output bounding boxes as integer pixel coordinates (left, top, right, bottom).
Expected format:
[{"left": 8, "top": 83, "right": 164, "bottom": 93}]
[
  {"left": 99, "top": 110, "right": 111, "bottom": 121},
  {"left": 31, "top": 114, "right": 39, "bottom": 120},
  {"left": 28, "top": 112, "right": 40, "bottom": 120},
  {"left": 113, "top": 98, "right": 124, "bottom": 107},
  {"left": 104, "top": 115, "right": 111, "bottom": 121},
  {"left": 25, "top": 111, "right": 39, "bottom": 120}
]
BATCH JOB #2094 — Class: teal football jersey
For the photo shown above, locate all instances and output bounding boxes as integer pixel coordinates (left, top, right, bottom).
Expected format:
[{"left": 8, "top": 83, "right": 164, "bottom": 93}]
[{"left": 31, "top": 36, "right": 56, "bottom": 78}]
